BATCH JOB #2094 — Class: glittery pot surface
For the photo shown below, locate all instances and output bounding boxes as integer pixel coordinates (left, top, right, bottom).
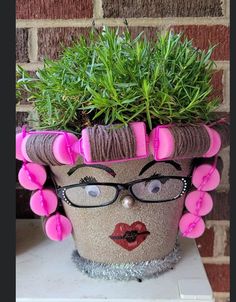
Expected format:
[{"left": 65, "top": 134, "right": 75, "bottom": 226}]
[
  {"left": 51, "top": 156, "right": 192, "bottom": 264},
  {"left": 71, "top": 243, "right": 181, "bottom": 281}
]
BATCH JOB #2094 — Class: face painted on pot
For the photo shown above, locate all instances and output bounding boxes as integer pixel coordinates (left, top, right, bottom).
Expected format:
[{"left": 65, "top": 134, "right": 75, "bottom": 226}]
[{"left": 51, "top": 156, "right": 192, "bottom": 264}]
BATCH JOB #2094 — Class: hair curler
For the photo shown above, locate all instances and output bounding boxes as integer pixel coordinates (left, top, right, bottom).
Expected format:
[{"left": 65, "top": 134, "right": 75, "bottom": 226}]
[
  {"left": 184, "top": 190, "right": 213, "bottom": 216},
  {"left": 179, "top": 213, "right": 205, "bottom": 238},
  {"left": 192, "top": 157, "right": 223, "bottom": 191},
  {"left": 16, "top": 131, "right": 79, "bottom": 165},
  {"left": 16, "top": 131, "right": 29, "bottom": 161},
  {"left": 149, "top": 124, "right": 221, "bottom": 160},
  {"left": 44, "top": 213, "right": 72, "bottom": 241},
  {"left": 18, "top": 163, "right": 47, "bottom": 190},
  {"left": 203, "top": 126, "right": 221, "bottom": 158},
  {"left": 72, "top": 122, "right": 149, "bottom": 164},
  {"left": 30, "top": 189, "right": 58, "bottom": 216}
]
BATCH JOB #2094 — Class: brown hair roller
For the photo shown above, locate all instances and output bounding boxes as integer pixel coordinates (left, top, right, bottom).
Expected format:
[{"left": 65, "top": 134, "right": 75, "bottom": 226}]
[{"left": 87, "top": 124, "right": 137, "bottom": 162}]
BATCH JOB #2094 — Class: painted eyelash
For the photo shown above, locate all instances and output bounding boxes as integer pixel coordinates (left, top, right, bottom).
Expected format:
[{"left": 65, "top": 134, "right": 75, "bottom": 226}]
[{"left": 79, "top": 176, "right": 98, "bottom": 184}]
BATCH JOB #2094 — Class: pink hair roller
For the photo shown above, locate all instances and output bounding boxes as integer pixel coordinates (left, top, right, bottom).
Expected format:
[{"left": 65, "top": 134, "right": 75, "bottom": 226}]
[
  {"left": 18, "top": 163, "right": 47, "bottom": 190},
  {"left": 21, "top": 132, "right": 79, "bottom": 165},
  {"left": 192, "top": 163, "right": 220, "bottom": 191},
  {"left": 30, "top": 189, "right": 58, "bottom": 216},
  {"left": 20, "top": 135, "right": 32, "bottom": 162},
  {"left": 203, "top": 126, "right": 221, "bottom": 158},
  {"left": 149, "top": 124, "right": 221, "bottom": 160},
  {"left": 52, "top": 133, "right": 79, "bottom": 165},
  {"left": 149, "top": 126, "right": 174, "bottom": 160},
  {"left": 185, "top": 190, "right": 213, "bottom": 216},
  {"left": 16, "top": 132, "right": 29, "bottom": 161},
  {"left": 73, "top": 122, "right": 149, "bottom": 164},
  {"left": 179, "top": 213, "right": 205, "bottom": 238},
  {"left": 45, "top": 213, "right": 72, "bottom": 241}
]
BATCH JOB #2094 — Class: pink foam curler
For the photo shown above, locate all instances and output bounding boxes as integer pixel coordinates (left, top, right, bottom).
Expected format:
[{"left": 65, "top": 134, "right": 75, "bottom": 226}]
[
  {"left": 52, "top": 133, "right": 79, "bottom": 165},
  {"left": 30, "top": 189, "right": 58, "bottom": 216},
  {"left": 16, "top": 132, "right": 29, "bottom": 161},
  {"left": 149, "top": 126, "right": 174, "bottom": 160},
  {"left": 179, "top": 213, "right": 205, "bottom": 238},
  {"left": 203, "top": 126, "right": 221, "bottom": 158},
  {"left": 149, "top": 124, "right": 222, "bottom": 161},
  {"left": 45, "top": 213, "right": 72, "bottom": 241},
  {"left": 192, "top": 163, "right": 220, "bottom": 191},
  {"left": 73, "top": 122, "right": 149, "bottom": 164},
  {"left": 18, "top": 163, "right": 47, "bottom": 190},
  {"left": 21, "top": 132, "right": 79, "bottom": 165},
  {"left": 21, "top": 135, "right": 33, "bottom": 162},
  {"left": 185, "top": 190, "right": 213, "bottom": 216}
]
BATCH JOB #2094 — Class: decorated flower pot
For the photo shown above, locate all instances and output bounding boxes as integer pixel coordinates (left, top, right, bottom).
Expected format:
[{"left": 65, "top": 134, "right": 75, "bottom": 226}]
[
  {"left": 16, "top": 28, "right": 230, "bottom": 281},
  {"left": 16, "top": 120, "right": 229, "bottom": 280}
]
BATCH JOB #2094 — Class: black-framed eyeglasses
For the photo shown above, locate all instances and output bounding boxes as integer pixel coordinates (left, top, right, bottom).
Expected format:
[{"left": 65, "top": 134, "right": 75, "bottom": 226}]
[{"left": 56, "top": 175, "right": 191, "bottom": 208}]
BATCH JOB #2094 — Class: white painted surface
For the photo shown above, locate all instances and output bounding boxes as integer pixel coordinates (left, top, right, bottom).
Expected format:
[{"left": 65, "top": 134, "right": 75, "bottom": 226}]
[{"left": 16, "top": 219, "right": 214, "bottom": 302}]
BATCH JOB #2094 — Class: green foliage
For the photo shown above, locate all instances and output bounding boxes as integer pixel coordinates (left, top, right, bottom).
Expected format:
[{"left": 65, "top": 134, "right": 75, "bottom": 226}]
[{"left": 16, "top": 27, "right": 219, "bottom": 132}]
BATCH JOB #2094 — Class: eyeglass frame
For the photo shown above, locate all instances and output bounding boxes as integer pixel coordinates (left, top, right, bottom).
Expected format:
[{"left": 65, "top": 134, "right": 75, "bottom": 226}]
[{"left": 56, "top": 175, "right": 192, "bottom": 208}]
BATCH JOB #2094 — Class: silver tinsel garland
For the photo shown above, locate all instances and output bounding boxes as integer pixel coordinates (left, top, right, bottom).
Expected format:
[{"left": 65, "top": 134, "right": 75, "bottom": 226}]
[{"left": 71, "top": 243, "right": 181, "bottom": 281}]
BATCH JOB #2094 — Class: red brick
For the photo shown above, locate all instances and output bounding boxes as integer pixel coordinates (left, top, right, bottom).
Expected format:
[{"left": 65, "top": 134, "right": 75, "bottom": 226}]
[
  {"left": 108, "top": 26, "right": 162, "bottom": 40},
  {"left": 204, "top": 264, "right": 230, "bottom": 292},
  {"left": 196, "top": 227, "right": 214, "bottom": 257},
  {"left": 16, "top": 112, "right": 29, "bottom": 127},
  {"left": 38, "top": 27, "right": 91, "bottom": 60},
  {"left": 206, "top": 191, "right": 229, "bottom": 220},
  {"left": 16, "top": 29, "right": 29, "bottom": 63},
  {"left": 210, "top": 70, "right": 224, "bottom": 103},
  {"left": 103, "top": 0, "right": 223, "bottom": 18},
  {"left": 16, "top": 0, "right": 93, "bottom": 19},
  {"left": 128, "top": 27, "right": 161, "bottom": 40},
  {"left": 170, "top": 25, "right": 229, "bottom": 60},
  {"left": 224, "top": 226, "right": 230, "bottom": 256}
]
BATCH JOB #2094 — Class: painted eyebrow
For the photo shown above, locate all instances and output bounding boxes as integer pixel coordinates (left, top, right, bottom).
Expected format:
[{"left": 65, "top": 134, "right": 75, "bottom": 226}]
[
  {"left": 139, "top": 160, "right": 182, "bottom": 176},
  {"left": 67, "top": 164, "right": 116, "bottom": 177}
]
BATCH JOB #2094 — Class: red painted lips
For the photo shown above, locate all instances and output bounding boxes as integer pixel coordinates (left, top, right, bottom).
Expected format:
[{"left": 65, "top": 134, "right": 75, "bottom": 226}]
[{"left": 109, "top": 221, "right": 150, "bottom": 251}]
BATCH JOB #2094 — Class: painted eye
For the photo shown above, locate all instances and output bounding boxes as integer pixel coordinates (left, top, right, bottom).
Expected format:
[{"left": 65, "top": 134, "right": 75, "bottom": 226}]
[
  {"left": 85, "top": 185, "right": 100, "bottom": 197},
  {"left": 147, "top": 180, "right": 162, "bottom": 194}
]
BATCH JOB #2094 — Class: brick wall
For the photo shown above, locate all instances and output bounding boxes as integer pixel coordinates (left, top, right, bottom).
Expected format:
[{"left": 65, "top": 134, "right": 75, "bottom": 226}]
[{"left": 16, "top": 1, "right": 230, "bottom": 301}]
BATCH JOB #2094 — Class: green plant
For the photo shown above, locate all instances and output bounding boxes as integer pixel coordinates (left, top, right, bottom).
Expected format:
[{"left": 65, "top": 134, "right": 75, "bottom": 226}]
[{"left": 16, "top": 27, "right": 219, "bottom": 133}]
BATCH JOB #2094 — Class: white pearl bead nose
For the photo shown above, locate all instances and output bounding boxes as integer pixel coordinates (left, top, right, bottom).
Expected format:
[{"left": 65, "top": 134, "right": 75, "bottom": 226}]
[{"left": 121, "top": 195, "right": 135, "bottom": 209}]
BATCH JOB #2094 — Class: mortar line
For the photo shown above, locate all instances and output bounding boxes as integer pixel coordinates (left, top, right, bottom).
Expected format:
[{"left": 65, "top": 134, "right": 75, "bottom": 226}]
[
  {"left": 224, "top": 0, "right": 230, "bottom": 19},
  {"left": 16, "top": 60, "right": 229, "bottom": 72},
  {"left": 205, "top": 220, "right": 230, "bottom": 227},
  {"left": 202, "top": 256, "right": 230, "bottom": 264},
  {"left": 28, "top": 28, "right": 38, "bottom": 62},
  {"left": 213, "top": 224, "right": 227, "bottom": 257},
  {"left": 93, "top": 0, "right": 104, "bottom": 19},
  {"left": 16, "top": 104, "right": 34, "bottom": 112},
  {"left": 213, "top": 292, "right": 230, "bottom": 298},
  {"left": 16, "top": 62, "right": 44, "bottom": 70},
  {"left": 214, "top": 61, "right": 230, "bottom": 70},
  {"left": 223, "top": 67, "right": 230, "bottom": 112},
  {"left": 16, "top": 17, "right": 229, "bottom": 28},
  {"left": 221, "top": 0, "right": 226, "bottom": 17}
]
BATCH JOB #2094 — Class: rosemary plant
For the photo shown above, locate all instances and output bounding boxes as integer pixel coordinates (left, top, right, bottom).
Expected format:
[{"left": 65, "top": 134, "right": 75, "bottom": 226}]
[{"left": 16, "top": 27, "right": 219, "bottom": 133}]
